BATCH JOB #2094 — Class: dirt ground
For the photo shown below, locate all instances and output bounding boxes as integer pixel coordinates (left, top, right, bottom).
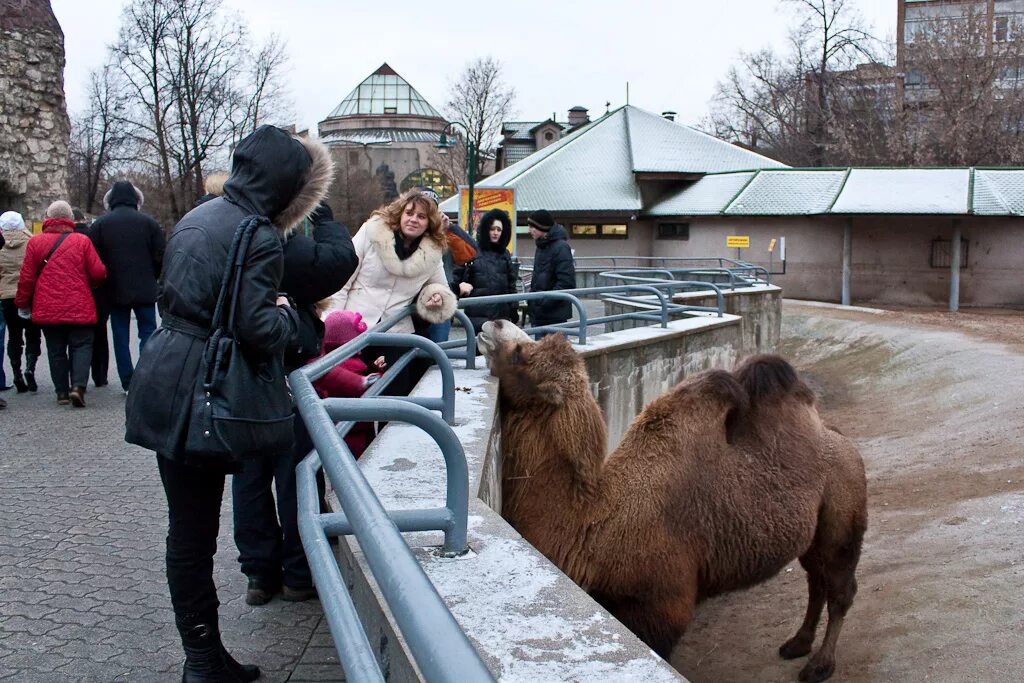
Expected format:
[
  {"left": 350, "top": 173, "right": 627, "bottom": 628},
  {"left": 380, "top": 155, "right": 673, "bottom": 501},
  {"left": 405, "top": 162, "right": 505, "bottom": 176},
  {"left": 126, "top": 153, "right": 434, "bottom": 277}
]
[{"left": 670, "top": 302, "right": 1024, "bottom": 683}]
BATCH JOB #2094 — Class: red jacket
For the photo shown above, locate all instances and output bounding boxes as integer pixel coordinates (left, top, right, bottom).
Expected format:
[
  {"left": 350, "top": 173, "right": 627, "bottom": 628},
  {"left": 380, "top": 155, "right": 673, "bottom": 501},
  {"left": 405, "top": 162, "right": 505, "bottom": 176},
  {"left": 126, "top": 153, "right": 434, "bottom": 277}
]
[
  {"left": 312, "top": 354, "right": 376, "bottom": 458},
  {"left": 15, "top": 218, "right": 107, "bottom": 325}
]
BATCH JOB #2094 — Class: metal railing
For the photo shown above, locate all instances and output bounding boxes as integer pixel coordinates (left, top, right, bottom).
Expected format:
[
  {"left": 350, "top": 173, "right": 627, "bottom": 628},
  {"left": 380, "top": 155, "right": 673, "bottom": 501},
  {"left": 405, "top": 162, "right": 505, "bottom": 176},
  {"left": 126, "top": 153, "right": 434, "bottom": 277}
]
[
  {"left": 291, "top": 309, "right": 494, "bottom": 683},
  {"left": 519, "top": 255, "right": 771, "bottom": 273},
  {"left": 597, "top": 265, "right": 771, "bottom": 289}
]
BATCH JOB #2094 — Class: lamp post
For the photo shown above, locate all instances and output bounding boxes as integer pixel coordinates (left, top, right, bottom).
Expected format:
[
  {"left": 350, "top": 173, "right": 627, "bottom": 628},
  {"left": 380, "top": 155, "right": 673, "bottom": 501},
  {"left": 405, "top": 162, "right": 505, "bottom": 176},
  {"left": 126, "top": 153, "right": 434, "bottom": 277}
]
[{"left": 435, "top": 121, "right": 475, "bottom": 228}]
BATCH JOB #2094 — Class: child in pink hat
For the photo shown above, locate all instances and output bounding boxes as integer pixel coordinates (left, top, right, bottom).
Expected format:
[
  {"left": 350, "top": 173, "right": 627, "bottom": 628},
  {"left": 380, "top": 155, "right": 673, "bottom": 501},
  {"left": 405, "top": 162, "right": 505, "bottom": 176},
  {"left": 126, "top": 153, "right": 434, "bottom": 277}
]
[{"left": 312, "top": 310, "right": 385, "bottom": 457}]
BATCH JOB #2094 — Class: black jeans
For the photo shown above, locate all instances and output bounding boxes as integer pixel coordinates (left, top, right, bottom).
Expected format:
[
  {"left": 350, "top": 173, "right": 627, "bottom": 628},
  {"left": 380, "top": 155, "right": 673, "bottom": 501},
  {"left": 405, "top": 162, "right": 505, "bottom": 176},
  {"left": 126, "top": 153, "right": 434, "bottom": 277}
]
[
  {"left": 91, "top": 296, "right": 110, "bottom": 387},
  {"left": 157, "top": 454, "right": 225, "bottom": 617},
  {"left": 1, "top": 299, "right": 41, "bottom": 375},
  {"left": 231, "top": 413, "right": 319, "bottom": 589},
  {"left": 41, "top": 324, "right": 93, "bottom": 394}
]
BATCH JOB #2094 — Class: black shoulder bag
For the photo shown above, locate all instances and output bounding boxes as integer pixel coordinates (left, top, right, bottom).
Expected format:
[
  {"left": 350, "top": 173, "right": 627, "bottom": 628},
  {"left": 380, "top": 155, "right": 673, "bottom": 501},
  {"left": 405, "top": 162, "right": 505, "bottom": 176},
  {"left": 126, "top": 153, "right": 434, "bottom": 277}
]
[{"left": 185, "top": 216, "right": 294, "bottom": 460}]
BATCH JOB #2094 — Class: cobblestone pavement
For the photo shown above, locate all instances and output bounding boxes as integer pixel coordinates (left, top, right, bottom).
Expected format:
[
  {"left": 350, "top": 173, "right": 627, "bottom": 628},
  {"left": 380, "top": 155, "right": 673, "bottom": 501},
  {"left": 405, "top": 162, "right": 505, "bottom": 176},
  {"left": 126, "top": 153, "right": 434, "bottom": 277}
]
[{"left": 0, "top": 331, "right": 344, "bottom": 682}]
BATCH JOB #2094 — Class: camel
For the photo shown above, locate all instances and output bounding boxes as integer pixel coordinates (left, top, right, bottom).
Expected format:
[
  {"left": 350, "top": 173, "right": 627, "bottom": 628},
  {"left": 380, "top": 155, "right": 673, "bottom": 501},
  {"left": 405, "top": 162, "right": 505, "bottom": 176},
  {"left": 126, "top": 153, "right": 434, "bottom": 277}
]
[{"left": 477, "top": 320, "right": 868, "bottom": 683}]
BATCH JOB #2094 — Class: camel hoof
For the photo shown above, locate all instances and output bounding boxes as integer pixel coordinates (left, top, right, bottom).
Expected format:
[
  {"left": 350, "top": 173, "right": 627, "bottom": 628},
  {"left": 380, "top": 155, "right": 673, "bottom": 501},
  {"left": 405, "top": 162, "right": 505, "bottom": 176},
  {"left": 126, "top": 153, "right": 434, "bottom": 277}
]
[
  {"left": 779, "top": 637, "right": 813, "bottom": 660},
  {"left": 798, "top": 659, "right": 835, "bottom": 683}
]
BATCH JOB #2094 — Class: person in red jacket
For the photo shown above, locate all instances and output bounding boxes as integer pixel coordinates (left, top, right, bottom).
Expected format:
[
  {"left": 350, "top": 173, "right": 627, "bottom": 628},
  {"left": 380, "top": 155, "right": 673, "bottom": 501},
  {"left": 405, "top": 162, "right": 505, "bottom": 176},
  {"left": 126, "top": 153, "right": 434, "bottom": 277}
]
[
  {"left": 313, "top": 310, "right": 386, "bottom": 457},
  {"left": 15, "top": 200, "right": 107, "bottom": 406}
]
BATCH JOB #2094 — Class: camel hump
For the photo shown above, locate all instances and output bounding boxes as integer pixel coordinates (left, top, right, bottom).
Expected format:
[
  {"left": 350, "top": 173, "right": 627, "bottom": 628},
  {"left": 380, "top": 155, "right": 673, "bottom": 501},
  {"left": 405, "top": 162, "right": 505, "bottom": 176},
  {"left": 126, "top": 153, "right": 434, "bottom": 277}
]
[{"left": 733, "top": 354, "right": 815, "bottom": 407}]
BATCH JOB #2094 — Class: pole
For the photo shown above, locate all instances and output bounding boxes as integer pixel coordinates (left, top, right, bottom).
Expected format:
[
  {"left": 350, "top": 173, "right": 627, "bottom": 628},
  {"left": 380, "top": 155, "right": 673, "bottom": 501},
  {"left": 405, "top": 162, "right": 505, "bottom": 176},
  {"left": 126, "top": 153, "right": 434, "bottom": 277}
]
[
  {"left": 467, "top": 139, "right": 475, "bottom": 231},
  {"left": 949, "top": 219, "right": 961, "bottom": 312},
  {"left": 842, "top": 218, "right": 852, "bottom": 306}
]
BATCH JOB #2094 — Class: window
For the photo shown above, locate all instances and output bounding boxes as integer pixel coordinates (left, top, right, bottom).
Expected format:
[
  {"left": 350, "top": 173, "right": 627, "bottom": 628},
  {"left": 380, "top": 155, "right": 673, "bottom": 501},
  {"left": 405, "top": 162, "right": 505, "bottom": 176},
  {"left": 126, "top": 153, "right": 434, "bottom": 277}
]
[
  {"left": 930, "top": 238, "right": 968, "bottom": 269},
  {"left": 657, "top": 223, "right": 690, "bottom": 240},
  {"left": 570, "top": 223, "right": 628, "bottom": 239},
  {"left": 544, "top": 131, "right": 554, "bottom": 141},
  {"left": 399, "top": 168, "right": 456, "bottom": 198},
  {"left": 383, "top": 106, "right": 398, "bottom": 115},
  {"left": 904, "top": 69, "right": 925, "bottom": 87},
  {"left": 995, "top": 16, "right": 1010, "bottom": 43}
]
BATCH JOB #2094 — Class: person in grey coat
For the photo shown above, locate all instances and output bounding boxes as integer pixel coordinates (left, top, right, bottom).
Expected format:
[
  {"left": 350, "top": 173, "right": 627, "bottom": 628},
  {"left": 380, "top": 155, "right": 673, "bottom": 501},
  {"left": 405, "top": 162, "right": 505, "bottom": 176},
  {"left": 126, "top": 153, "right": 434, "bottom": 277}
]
[{"left": 124, "top": 125, "right": 333, "bottom": 683}]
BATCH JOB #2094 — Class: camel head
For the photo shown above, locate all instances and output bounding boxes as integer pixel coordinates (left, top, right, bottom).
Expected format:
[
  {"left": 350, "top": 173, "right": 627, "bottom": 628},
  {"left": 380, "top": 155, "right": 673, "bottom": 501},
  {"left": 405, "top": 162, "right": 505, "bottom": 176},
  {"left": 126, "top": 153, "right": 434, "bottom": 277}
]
[{"left": 479, "top": 322, "right": 586, "bottom": 410}]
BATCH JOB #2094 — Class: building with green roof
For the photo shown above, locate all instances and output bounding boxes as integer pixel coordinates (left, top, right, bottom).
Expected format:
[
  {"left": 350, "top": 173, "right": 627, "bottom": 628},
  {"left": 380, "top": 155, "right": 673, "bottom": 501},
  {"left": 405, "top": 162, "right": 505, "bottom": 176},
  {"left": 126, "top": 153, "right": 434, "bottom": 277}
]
[{"left": 440, "top": 104, "right": 1024, "bottom": 308}]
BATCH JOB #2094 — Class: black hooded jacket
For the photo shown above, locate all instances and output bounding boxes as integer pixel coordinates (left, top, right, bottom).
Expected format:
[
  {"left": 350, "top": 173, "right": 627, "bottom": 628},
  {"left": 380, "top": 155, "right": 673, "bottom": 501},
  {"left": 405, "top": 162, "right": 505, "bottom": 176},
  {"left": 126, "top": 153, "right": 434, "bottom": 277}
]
[
  {"left": 280, "top": 202, "right": 358, "bottom": 369},
  {"left": 89, "top": 181, "right": 165, "bottom": 306},
  {"left": 528, "top": 223, "right": 575, "bottom": 323},
  {"left": 455, "top": 209, "right": 518, "bottom": 332},
  {"left": 125, "top": 125, "right": 331, "bottom": 461}
]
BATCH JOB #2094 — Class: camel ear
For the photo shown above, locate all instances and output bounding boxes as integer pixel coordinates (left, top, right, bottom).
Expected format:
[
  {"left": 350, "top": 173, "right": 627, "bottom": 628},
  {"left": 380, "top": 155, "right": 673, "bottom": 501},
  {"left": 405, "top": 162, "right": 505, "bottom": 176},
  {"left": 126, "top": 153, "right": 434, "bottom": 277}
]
[
  {"left": 703, "top": 370, "right": 749, "bottom": 444},
  {"left": 536, "top": 381, "right": 564, "bottom": 407}
]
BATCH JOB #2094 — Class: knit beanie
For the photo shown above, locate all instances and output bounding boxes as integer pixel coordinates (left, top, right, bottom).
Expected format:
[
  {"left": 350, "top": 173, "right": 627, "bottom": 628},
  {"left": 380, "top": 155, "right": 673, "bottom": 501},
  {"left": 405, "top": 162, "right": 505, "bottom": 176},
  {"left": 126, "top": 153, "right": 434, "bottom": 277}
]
[
  {"left": 45, "top": 200, "right": 74, "bottom": 220},
  {"left": 323, "top": 310, "right": 368, "bottom": 349},
  {"left": 527, "top": 209, "right": 554, "bottom": 231},
  {"left": 0, "top": 211, "right": 25, "bottom": 231}
]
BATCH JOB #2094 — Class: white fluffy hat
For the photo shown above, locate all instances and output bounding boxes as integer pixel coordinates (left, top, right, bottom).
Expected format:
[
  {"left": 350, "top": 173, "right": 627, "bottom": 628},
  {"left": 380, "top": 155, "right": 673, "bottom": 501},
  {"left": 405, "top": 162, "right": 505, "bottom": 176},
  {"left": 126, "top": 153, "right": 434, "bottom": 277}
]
[{"left": 0, "top": 211, "right": 26, "bottom": 231}]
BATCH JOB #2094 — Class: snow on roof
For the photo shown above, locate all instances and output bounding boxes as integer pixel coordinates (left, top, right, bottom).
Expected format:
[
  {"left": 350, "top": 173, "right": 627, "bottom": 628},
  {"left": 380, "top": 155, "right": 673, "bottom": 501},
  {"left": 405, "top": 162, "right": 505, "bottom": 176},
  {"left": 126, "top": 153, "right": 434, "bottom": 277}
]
[
  {"left": 972, "top": 169, "right": 1024, "bottom": 216},
  {"left": 830, "top": 168, "right": 970, "bottom": 214},
  {"left": 647, "top": 172, "right": 756, "bottom": 216},
  {"left": 726, "top": 169, "right": 848, "bottom": 215}
]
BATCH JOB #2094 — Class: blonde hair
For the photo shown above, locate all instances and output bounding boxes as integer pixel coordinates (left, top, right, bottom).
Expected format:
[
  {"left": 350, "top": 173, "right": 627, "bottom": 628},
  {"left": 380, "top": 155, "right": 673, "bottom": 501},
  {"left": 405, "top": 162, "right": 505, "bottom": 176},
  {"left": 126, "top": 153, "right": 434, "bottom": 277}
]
[
  {"left": 204, "top": 172, "right": 229, "bottom": 196},
  {"left": 45, "top": 200, "right": 74, "bottom": 220},
  {"left": 372, "top": 189, "right": 447, "bottom": 249}
]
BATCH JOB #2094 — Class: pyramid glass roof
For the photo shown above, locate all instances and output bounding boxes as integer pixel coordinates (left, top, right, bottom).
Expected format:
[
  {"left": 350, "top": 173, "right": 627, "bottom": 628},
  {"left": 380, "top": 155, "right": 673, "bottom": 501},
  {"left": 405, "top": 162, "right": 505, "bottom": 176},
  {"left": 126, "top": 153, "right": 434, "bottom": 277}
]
[{"left": 326, "top": 64, "right": 443, "bottom": 119}]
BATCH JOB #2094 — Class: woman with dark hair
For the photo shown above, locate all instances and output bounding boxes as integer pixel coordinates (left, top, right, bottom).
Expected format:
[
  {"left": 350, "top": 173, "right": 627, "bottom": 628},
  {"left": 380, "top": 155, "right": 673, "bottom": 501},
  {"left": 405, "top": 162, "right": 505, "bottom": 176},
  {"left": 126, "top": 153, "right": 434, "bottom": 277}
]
[
  {"left": 125, "top": 125, "right": 333, "bottom": 682},
  {"left": 455, "top": 208, "right": 518, "bottom": 334}
]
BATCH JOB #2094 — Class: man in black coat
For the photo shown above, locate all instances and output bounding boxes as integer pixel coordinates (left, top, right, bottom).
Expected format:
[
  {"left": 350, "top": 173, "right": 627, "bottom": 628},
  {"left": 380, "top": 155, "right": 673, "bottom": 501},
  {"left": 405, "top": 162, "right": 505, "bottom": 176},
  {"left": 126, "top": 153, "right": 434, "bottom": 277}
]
[
  {"left": 125, "top": 125, "right": 333, "bottom": 682},
  {"left": 89, "top": 181, "right": 165, "bottom": 392},
  {"left": 232, "top": 201, "right": 358, "bottom": 606},
  {"left": 526, "top": 209, "right": 576, "bottom": 336}
]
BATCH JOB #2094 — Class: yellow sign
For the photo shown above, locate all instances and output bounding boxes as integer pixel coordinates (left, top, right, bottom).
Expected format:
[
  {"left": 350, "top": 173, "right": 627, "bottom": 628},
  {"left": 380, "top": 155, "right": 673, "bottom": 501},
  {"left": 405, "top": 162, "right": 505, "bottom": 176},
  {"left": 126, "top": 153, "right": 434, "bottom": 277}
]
[
  {"left": 727, "top": 235, "right": 750, "bottom": 249},
  {"left": 459, "top": 187, "right": 516, "bottom": 253},
  {"left": 768, "top": 238, "right": 777, "bottom": 252}
]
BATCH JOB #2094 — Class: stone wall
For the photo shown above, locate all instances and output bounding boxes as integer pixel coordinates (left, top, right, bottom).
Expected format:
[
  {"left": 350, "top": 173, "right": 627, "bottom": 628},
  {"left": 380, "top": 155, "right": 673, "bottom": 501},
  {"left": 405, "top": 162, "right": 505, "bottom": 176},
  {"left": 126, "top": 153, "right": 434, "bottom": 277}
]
[{"left": 0, "top": 0, "right": 70, "bottom": 222}]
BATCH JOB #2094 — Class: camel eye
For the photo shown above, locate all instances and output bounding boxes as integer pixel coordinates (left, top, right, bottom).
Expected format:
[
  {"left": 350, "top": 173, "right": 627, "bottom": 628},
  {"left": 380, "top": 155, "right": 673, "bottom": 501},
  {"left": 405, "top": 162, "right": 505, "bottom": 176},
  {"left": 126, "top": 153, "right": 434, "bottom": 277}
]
[{"left": 511, "top": 345, "right": 527, "bottom": 366}]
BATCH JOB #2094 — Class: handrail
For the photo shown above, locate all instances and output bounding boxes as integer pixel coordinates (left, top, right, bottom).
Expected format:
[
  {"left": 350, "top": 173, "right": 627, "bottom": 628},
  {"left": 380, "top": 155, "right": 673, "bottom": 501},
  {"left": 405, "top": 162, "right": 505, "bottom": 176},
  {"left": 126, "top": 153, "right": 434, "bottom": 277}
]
[{"left": 291, "top": 369, "right": 494, "bottom": 683}]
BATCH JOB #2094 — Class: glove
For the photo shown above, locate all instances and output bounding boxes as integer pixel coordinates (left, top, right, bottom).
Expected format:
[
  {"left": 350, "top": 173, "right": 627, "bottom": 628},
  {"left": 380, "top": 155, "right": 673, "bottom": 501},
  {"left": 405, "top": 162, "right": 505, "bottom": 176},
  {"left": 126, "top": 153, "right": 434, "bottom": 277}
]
[
  {"left": 17, "top": 308, "right": 31, "bottom": 320},
  {"left": 308, "top": 201, "right": 334, "bottom": 225}
]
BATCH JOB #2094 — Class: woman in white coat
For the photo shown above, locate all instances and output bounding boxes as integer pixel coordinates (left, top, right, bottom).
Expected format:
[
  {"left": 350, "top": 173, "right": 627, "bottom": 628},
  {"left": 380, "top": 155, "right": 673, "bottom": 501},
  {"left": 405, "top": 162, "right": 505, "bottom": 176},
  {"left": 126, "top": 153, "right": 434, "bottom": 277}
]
[{"left": 326, "top": 188, "right": 456, "bottom": 393}]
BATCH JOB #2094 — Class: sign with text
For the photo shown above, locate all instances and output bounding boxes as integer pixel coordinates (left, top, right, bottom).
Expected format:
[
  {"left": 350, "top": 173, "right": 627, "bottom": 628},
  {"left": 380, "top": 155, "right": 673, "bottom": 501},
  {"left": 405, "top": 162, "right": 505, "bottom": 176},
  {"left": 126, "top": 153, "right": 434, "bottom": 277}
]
[
  {"left": 768, "top": 238, "right": 777, "bottom": 252},
  {"left": 459, "top": 187, "right": 516, "bottom": 253},
  {"left": 726, "top": 235, "right": 750, "bottom": 249}
]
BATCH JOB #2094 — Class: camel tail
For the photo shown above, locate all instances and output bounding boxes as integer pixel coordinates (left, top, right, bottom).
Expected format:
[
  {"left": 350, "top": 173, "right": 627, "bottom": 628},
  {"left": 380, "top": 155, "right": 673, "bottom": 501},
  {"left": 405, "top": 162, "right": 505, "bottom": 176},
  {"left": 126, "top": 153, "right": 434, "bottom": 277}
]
[{"left": 733, "top": 354, "right": 815, "bottom": 407}]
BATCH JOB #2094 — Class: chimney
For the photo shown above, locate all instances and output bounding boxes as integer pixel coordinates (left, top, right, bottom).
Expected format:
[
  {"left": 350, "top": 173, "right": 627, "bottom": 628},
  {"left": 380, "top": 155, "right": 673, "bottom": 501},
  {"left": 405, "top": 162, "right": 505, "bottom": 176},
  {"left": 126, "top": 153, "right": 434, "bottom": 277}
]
[
  {"left": 662, "top": 111, "right": 677, "bottom": 122},
  {"left": 568, "top": 106, "right": 589, "bottom": 126}
]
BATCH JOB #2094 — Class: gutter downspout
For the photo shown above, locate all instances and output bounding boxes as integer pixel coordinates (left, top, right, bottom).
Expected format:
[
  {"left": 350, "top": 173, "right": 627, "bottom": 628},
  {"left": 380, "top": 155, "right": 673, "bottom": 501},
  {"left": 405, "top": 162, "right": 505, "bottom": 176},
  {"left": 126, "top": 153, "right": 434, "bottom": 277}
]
[
  {"left": 842, "top": 217, "right": 853, "bottom": 306},
  {"left": 949, "top": 219, "right": 961, "bottom": 312}
]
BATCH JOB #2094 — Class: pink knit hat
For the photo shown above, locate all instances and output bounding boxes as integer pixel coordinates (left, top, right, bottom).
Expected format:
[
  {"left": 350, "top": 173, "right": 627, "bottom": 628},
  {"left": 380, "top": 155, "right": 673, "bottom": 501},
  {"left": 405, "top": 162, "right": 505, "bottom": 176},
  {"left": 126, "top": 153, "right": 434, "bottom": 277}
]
[{"left": 323, "top": 310, "right": 368, "bottom": 349}]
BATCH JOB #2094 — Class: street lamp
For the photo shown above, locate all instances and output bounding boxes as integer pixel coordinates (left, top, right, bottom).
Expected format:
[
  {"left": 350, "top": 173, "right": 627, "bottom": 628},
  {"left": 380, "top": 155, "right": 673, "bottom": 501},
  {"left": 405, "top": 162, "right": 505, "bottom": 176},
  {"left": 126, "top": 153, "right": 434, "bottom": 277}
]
[{"left": 435, "top": 121, "right": 475, "bottom": 228}]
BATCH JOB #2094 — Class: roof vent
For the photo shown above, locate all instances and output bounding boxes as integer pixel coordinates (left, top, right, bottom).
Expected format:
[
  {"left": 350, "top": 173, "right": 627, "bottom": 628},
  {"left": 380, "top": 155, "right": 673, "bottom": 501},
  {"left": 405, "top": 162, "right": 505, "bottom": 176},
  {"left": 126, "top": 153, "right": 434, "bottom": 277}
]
[{"left": 662, "top": 111, "right": 677, "bottom": 122}]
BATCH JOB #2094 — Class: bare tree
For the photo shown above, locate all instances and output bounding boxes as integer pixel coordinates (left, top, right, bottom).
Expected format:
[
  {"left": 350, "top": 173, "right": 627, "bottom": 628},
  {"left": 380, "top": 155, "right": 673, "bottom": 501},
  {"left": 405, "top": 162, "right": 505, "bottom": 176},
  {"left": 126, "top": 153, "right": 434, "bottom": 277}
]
[
  {"left": 443, "top": 57, "right": 515, "bottom": 181},
  {"left": 106, "top": 0, "right": 293, "bottom": 219},
  {"left": 68, "top": 63, "right": 131, "bottom": 213},
  {"left": 903, "top": 8, "right": 1024, "bottom": 165},
  {"left": 327, "top": 159, "right": 384, "bottom": 232}
]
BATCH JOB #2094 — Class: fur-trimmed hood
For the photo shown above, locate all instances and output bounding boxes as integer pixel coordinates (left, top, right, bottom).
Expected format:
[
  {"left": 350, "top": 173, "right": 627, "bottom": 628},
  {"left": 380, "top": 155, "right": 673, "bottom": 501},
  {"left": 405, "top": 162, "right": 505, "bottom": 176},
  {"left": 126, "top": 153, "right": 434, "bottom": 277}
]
[
  {"left": 364, "top": 215, "right": 445, "bottom": 279},
  {"left": 223, "top": 125, "right": 335, "bottom": 237},
  {"left": 104, "top": 180, "right": 144, "bottom": 211}
]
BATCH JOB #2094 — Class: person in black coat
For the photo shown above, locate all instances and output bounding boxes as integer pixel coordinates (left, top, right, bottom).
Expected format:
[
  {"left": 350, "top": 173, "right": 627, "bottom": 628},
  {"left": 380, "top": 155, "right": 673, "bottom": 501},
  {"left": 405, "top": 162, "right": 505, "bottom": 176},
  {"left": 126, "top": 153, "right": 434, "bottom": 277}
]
[
  {"left": 125, "top": 125, "right": 333, "bottom": 683},
  {"left": 525, "top": 209, "right": 576, "bottom": 335},
  {"left": 232, "top": 201, "right": 358, "bottom": 607},
  {"left": 89, "top": 181, "right": 165, "bottom": 392},
  {"left": 455, "top": 208, "right": 518, "bottom": 334}
]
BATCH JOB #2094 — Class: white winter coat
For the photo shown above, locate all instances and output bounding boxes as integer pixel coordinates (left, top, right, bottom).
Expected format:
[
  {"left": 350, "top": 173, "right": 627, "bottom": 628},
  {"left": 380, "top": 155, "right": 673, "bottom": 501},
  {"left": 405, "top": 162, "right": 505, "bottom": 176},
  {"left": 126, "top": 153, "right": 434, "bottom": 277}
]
[{"left": 326, "top": 216, "right": 457, "bottom": 333}]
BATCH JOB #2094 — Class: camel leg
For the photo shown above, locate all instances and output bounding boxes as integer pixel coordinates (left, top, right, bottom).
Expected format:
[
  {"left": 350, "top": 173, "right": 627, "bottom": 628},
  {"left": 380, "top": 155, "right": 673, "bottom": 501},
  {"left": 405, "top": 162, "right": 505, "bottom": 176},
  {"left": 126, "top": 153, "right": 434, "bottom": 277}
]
[
  {"left": 798, "top": 568, "right": 857, "bottom": 683},
  {"left": 779, "top": 555, "right": 827, "bottom": 660}
]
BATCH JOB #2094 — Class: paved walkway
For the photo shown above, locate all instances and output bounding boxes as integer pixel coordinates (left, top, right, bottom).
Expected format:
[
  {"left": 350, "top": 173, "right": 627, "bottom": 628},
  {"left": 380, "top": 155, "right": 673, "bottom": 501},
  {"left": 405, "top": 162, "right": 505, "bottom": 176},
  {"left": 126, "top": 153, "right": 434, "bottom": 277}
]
[{"left": 0, "top": 334, "right": 344, "bottom": 681}]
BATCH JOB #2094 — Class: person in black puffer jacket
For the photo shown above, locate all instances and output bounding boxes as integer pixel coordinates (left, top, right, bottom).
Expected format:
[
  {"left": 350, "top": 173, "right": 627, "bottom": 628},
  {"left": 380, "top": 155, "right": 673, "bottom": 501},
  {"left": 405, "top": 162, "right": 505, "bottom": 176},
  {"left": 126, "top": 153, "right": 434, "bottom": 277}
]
[
  {"left": 525, "top": 209, "right": 576, "bottom": 335},
  {"left": 125, "top": 125, "right": 332, "bottom": 683},
  {"left": 231, "top": 200, "right": 358, "bottom": 608},
  {"left": 89, "top": 180, "right": 165, "bottom": 392},
  {"left": 455, "top": 208, "right": 518, "bottom": 334}
]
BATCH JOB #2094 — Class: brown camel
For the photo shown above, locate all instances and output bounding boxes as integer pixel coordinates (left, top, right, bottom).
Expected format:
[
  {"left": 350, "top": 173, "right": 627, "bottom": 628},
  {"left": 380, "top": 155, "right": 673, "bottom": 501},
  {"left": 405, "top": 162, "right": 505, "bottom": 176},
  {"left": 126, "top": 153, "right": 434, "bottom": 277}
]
[{"left": 479, "top": 321, "right": 868, "bottom": 683}]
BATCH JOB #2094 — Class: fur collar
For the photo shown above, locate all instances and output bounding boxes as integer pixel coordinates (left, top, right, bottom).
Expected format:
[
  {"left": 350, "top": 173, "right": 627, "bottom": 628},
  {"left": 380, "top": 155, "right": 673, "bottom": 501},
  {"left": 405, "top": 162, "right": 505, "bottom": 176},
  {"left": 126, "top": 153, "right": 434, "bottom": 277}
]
[
  {"left": 274, "top": 136, "right": 334, "bottom": 237},
  {"left": 364, "top": 215, "right": 444, "bottom": 279}
]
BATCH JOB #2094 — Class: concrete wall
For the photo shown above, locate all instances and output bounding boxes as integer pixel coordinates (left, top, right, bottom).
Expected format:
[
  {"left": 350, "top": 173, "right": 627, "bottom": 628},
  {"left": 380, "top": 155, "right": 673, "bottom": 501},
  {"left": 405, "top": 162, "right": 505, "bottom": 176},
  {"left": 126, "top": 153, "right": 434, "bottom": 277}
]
[
  {"left": 649, "top": 215, "right": 1024, "bottom": 308},
  {"left": 328, "top": 286, "right": 781, "bottom": 680}
]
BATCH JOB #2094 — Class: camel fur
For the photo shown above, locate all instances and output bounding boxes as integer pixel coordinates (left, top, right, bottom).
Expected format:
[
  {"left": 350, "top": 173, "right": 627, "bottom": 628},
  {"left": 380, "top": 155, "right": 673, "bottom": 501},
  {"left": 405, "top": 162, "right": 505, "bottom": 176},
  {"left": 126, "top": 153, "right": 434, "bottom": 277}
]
[{"left": 479, "top": 320, "right": 867, "bottom": 683}]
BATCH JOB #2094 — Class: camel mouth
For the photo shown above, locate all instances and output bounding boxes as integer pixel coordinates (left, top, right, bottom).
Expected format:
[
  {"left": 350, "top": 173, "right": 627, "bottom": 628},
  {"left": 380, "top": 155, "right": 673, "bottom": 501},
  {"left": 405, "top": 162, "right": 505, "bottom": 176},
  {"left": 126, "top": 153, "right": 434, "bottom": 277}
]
[{"left": 478, "top": 320, "right": 534, "bottom": 358}]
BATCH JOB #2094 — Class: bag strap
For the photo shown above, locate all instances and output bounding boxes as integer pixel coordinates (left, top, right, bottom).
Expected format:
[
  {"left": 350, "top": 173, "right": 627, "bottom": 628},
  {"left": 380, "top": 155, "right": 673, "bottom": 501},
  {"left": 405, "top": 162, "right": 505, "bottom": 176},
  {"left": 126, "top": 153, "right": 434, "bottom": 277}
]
[{"left": 36, "top": 232, "right": 70, "bottom": 279}]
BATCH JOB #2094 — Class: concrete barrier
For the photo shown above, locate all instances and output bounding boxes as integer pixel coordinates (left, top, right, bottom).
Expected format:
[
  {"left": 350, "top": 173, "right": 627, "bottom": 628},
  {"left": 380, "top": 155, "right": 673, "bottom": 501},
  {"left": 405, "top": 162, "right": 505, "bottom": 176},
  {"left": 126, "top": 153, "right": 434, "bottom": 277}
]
[{"left": 329, "top": 286, "right": 780, "bottom": 681}]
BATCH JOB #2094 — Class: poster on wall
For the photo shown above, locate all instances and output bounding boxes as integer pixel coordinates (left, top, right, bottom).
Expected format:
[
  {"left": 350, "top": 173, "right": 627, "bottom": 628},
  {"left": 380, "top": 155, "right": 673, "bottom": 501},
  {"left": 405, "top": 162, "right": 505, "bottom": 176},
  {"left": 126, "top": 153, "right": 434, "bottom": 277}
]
[{"left": 458, "top": 187, "right": 516, "bottom": 254}]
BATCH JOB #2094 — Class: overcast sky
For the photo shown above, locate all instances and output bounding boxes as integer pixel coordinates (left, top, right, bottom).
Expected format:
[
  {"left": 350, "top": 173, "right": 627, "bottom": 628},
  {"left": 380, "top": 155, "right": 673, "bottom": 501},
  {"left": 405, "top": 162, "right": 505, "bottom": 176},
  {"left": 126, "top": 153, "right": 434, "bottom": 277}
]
[{"left": 52, "top": 0, "right": 898, "bottom": 135}]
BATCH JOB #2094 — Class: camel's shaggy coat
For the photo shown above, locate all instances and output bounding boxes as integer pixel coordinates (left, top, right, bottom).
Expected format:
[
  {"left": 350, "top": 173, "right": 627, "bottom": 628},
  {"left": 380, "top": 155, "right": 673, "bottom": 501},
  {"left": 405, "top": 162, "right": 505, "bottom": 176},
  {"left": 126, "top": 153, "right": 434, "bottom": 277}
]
[{"left": 485, "top": 324, "right": 867, "bottom": 683}]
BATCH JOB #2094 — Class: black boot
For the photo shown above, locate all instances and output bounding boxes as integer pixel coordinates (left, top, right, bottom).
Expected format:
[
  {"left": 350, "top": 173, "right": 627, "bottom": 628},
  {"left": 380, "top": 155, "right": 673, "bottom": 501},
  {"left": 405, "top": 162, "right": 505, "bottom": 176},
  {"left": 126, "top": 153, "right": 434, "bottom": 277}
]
[
  {"left": 25, "top": 354, "right": 38, "bottom": 392},
  {"left": 176, "top": 612, "right": 260, "bottom": 682},
  {"left": 13, "top": 372, "right": 27, "bottom": 393}
]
